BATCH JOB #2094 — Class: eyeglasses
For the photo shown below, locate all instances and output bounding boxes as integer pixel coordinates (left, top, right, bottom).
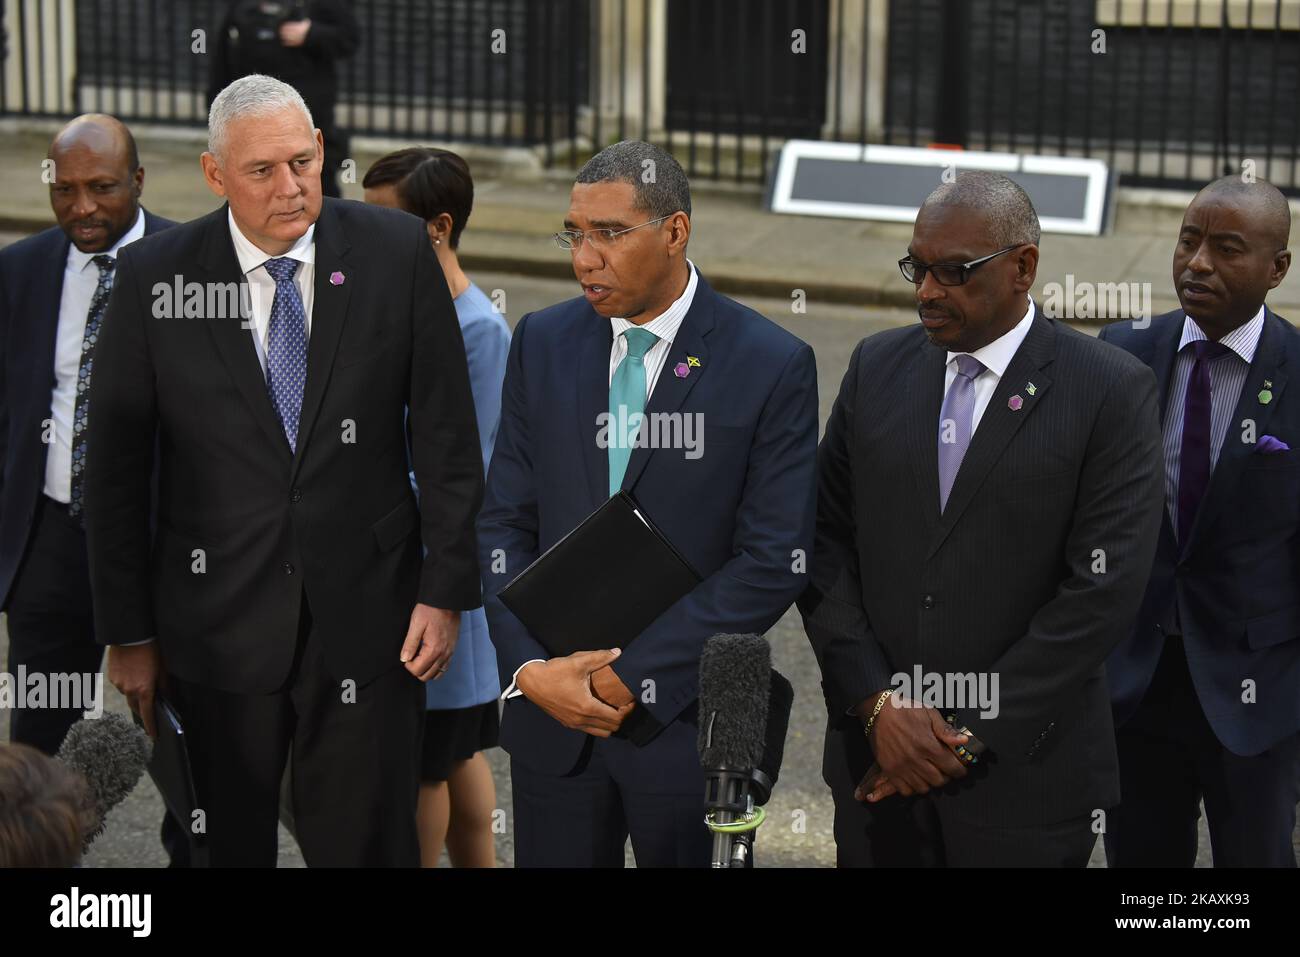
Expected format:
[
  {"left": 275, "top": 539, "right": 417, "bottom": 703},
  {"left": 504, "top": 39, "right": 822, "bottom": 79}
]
[
  {"left": 897, "top": 244, "right": 1023, "bottom": 286},
  {"left": 553, "top": 214, "right": 674, "bottom": 251}
]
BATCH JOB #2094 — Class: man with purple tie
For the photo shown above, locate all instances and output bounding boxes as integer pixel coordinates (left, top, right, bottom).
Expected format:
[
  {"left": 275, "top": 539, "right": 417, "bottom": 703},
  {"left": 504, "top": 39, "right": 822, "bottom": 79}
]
[
  {"left": 1100, "top": 177, "right": 1299, "bottom": 867},
  {"left": 801, "top": 171, "right": 1165, "bottom": 866}
]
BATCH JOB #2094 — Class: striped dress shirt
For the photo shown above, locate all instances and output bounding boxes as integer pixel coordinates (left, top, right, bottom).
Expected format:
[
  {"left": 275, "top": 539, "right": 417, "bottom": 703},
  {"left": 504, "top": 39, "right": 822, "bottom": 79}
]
[
  {"left": 607, "top": 260, "right": 698, "bottom": 394},
  {"left": 1161, "top": 307, "right": 1265, "bottom": 537}
]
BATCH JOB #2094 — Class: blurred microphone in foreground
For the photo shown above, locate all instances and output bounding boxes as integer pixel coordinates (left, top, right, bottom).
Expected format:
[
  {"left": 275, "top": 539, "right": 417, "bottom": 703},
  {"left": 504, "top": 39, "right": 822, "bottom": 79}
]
[
  {"left": 698, "top": 633, "right": 793, "bottom": 868},
  {"left": 0, "top": 713, "right": 149, "bottom": 866}
]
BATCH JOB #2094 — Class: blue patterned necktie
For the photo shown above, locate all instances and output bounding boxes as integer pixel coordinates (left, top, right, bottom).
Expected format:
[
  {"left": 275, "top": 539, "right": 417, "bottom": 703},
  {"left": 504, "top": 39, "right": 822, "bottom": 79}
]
[
  {"left": 937, "top": 353, "right": 985, "bottom": 513},
  {"left": 608, "top": 327, "right": 659, "bottom": 496},
  {"left": 263, "top": 257, "right": 308, "bottom": 452},
  {"left": 67, "top": 254, "right": 116, "bottom": 524}
]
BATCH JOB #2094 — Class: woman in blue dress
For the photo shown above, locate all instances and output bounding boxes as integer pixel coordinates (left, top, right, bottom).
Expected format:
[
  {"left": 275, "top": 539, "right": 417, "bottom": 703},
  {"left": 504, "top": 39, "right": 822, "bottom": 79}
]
[{"left": 363, "top": 148, "right": 510, "bottom": 867}]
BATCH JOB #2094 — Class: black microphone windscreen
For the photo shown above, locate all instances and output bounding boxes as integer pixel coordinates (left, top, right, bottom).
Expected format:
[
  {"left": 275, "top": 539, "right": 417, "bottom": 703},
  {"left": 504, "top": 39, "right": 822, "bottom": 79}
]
[
  {"left": 698, "top": 633, "right": 770, "bottom": 769},
  {"left": 755, "top": 669, "right": 794, "bottom": 797},
  {"left": 56, "top": 713, "right": 151, "bottom": 849}
]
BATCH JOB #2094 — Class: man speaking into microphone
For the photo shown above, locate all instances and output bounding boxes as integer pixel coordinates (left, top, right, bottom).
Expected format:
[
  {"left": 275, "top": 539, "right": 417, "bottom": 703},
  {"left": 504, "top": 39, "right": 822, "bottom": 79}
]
[{"left": 478, "top": 141, "right": 817, "bottom": 867}]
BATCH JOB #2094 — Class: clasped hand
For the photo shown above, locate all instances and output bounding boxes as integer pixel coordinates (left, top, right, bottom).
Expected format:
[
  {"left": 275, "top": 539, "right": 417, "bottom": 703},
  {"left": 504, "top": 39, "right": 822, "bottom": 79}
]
[
  {"left": 517, "top": 649, "right": 635, "bottom": 737},
  {"left": 856, "top": 693, "right": 972, "bottom": 802}
]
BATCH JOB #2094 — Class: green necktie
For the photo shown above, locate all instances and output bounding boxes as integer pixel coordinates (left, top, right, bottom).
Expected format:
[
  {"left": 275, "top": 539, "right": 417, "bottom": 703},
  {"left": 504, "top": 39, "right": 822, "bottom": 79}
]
[{"left": 608, "top": 327, "right": 659, "bottom": 496}]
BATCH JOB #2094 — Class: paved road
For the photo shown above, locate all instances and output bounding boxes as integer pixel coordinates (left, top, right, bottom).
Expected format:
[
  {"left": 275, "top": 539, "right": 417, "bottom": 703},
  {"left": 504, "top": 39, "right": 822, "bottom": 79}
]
[{"left": 3, "top": 268, "right": 1293, "bottom": 867}]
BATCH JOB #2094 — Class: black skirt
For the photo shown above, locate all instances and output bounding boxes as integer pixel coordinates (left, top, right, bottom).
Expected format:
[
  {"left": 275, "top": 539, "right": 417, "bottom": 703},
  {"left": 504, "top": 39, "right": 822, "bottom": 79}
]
[{"left": 420, "top": 701, "right": 501, "bottom": 783}]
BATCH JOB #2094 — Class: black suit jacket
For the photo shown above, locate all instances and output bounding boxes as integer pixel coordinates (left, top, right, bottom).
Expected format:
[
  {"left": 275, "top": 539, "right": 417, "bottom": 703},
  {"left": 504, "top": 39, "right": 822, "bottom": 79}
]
[
  {"left": 799, "top": 308, "right": 1165, "bottom": 824},
  {"left": 1100, "top": 308, "right": 1300, "bottom": 756},
  {"left": 84, "top": 198, "right": 483, "bottom": 694},
  {"left": 0, "top": 209, "right": 174, "bottom": 610}
]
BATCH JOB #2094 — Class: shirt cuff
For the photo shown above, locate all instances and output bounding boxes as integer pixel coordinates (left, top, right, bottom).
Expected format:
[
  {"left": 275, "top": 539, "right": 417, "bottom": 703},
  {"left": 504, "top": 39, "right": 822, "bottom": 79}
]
[
  {"left": 500, "top": 659, "right": 545, "bottom": 700},
  {"left": 120, "top": 638, "right": 157, "bottom": 647}
]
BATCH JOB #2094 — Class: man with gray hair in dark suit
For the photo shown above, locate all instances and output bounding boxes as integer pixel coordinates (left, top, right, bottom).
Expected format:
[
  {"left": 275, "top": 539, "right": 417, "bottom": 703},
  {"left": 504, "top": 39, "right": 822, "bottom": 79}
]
[{"left": 800, "top": 171, "right": 1165, "bottom": 866}]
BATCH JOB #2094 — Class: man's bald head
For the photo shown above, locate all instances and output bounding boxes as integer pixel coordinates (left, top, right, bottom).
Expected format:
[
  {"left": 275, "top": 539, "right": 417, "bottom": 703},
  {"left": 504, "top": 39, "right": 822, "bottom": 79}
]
[
  {"left": 920, "top": 170, "right": 1042, "bottom": 249},
  {"left": 1192, "top": 175, "right": 1290, "bottom": 249},
  {"left": 47, "top": 114, "right": 144, "bottom": 253},
  {"left": 49, "top": 114, "right": 139, "bottom": 175}
]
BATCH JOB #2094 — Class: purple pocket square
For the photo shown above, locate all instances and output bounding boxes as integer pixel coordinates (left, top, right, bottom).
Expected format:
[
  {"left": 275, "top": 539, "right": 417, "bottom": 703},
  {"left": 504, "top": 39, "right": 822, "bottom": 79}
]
[{"left": 1256, "top": 434, "right": 1290, "bottom": 453}]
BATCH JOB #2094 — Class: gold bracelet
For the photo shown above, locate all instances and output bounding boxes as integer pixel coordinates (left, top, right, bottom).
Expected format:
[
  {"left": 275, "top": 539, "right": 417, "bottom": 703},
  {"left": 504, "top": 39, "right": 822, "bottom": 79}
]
[{"left": 863, "top": 689, "right": 894, "bottom": 738}]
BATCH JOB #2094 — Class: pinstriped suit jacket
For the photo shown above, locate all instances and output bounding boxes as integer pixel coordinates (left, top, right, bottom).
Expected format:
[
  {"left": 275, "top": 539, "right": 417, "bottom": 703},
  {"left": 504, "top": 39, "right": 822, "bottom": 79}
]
[{"left": 799, "top": 307, "right": 1165, "bottom": 824}]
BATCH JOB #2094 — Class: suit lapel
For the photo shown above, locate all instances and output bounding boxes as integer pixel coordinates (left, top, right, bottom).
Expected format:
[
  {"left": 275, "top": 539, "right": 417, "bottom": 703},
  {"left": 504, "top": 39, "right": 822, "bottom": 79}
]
[
  {"left": 926, "top": 309, "right": 1057, "bottom": 561},
  {"left": 619, "top": 277, "right": 714, "bottom": 495},
  {"left": 290, "top": 199, "right": 351, "bottom": 480},
  {"left": 1148, "top": 313, "right": 1183, "bottom": 424},
  {"left": 905, "top": 337, "right": 948, "bottom": 532},
  {"left": 30, "top": 233, "right": 70, "bottom": 402},
  {"left": 1146, "top": 314, "right": 1184, "bottom": 555},
  {"left": 577, "top": 305, "right": 613, "bottom": 510},
  {"left": 196, "top": 207, "right": 292, "bottom": 457},
  {"left": 1184, "top": 308, "right": 1289, "bottom": 554}
]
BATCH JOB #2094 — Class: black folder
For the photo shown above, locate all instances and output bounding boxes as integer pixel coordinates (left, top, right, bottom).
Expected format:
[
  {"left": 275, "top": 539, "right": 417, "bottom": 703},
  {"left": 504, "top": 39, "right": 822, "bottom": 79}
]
[
  {"left": 499, "top": 491, "right": 702, "bottom": 658},
  {"left": 144, "top": 695, "right": 208, "bottom": 866}
]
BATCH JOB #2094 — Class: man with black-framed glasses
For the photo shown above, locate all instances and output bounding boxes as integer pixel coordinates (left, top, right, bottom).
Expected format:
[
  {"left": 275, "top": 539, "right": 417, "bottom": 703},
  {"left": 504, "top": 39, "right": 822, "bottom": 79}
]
[
  {"left": 799, "top": 170, "right": 1165, "bottom": 866},
  {"left": 479, "top": 140, "right": 818, "bottom": 866}
]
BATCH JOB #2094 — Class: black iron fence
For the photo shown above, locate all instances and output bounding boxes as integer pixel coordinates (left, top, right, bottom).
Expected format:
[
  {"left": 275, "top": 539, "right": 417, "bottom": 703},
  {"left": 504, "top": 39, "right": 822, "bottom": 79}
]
[{"left": 2, "top": 0, "right": 1296, "bottom": 192}]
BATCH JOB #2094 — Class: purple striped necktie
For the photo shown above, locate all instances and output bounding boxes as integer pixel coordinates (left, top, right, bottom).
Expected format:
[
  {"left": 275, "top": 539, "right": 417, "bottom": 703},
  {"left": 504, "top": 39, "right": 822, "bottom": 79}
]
[
  {"left": 938, "top": 354, "right": 985, "bottom": 513},
  {"left": 1176, "top": 338, "right": 1232, "bottom": 544}
]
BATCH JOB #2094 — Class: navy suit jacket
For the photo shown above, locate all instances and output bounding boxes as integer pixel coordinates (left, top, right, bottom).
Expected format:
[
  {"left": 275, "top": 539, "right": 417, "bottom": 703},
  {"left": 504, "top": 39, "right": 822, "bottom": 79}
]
[
  {"left": 1100, "top": 308, "right": 1300, "bottom": 756},
  {"left": 478, "top": 273, "right": 818, "bottom": 776},
  {"left": 0, "top": 209, "right": 174, "bottom": 610}
]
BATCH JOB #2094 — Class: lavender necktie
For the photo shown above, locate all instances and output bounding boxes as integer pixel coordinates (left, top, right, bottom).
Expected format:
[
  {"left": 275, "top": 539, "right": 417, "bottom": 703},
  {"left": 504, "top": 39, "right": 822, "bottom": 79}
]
[
  {"left": 1176, "top": 339, "right": 1231, "bottom": 544},
  {"left": 937, "top": 354, "right": 985, "bottom": 513}
]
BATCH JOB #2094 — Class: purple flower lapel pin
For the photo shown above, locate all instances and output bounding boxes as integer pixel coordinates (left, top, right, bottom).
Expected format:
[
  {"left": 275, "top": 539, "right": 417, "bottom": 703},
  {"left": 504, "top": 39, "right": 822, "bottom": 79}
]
[
  {"left": 329, "top": 270, "right": 345, "bottom": 286},
  {"left": 1256, "top": 434, "right": 1290, "bottom": 454},
  {"left": 673, "top": 361, "right": 690, "bottom": 378},
  {"left": 1008, "top": 394, "right": 1023, "bottom": 412}
]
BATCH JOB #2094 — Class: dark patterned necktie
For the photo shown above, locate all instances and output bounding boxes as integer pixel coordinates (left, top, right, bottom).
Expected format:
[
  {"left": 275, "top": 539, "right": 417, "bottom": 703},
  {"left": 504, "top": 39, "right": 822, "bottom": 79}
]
[
  {"left": 67, "top": 254, "right": 116, "bottom": 524},
  {"left": 1176, "top": 339, "right": 1232, "bottom": 544},
  {"left": 263, "top": 257, "right": 309, "bottom": 452}
]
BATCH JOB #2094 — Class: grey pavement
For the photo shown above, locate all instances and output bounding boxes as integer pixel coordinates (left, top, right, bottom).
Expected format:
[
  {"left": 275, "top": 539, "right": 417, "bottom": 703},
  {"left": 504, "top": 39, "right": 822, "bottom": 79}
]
[{"left": 5, "top": 260, "right": 1292, "bottom": 867}]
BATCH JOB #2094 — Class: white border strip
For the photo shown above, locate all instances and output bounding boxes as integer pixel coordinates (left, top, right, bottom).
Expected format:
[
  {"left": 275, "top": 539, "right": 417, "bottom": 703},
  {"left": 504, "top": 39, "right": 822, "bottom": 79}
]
[{"left": 770, "top": 140, "right": 1110, "bottom": 235}]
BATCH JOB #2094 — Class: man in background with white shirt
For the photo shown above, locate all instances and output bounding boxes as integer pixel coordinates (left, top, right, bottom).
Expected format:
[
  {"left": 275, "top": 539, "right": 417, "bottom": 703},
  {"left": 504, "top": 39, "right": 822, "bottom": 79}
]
[
  {"left": 84, "top": 75, "right": 483, "bottom": 866},
  {"left": 478, "top": 141, "right": 818, "bottom": 866},
  {"left": 0, "top": 115, "right": 173, "bottom": 756},
  {"left": 800, "top": 171, "right": 1165, "bottom": 866}
]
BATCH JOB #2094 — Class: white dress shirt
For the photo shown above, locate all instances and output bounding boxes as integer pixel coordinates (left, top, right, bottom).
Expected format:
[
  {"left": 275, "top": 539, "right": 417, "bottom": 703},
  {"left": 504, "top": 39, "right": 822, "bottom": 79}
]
[
  {"left": 501, "top": 260, "right": 699, "bottom": 701},
  {"left": 226, "top": 208, "right": 316, "bottom": 372},
  {"left": 943, "top": 294, "right": 1036, "bottom": 434},
  {"left": 45, "top": 209, "right": 146, "bottom": 502}
]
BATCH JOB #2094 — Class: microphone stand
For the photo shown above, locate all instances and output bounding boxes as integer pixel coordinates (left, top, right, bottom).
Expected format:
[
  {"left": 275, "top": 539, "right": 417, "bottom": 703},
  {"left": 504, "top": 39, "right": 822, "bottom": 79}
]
[{"left": 703, "top": 767, "right": 766, "bottom": 868}]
